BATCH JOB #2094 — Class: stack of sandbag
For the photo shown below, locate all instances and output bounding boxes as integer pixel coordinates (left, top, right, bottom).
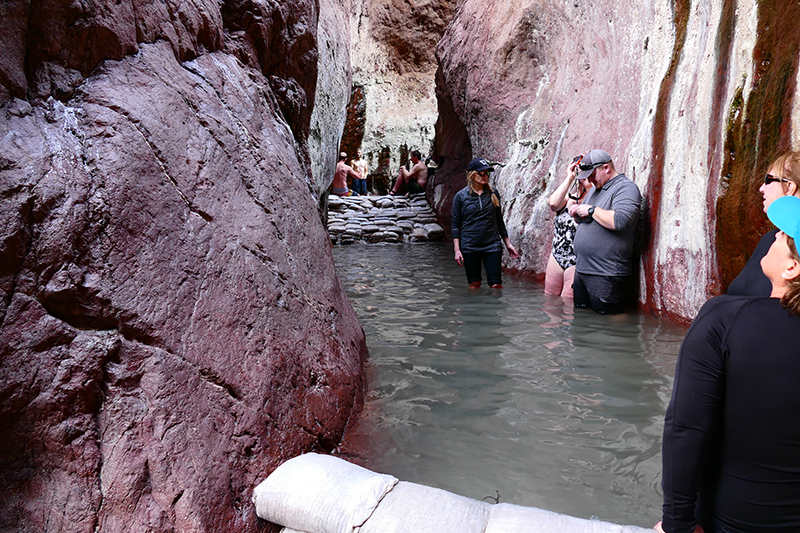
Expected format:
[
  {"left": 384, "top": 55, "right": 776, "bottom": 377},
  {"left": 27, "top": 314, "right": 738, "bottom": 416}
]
[{"left": 252, "top": 453, "right": 654, "bottom": 533}]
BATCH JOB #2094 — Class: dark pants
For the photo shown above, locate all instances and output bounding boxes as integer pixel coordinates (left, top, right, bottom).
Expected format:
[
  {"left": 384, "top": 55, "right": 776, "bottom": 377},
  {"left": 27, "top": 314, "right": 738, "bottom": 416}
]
[
  {"left": 573, "top": 272, "right": 627, "bottom": 314},
  {"left": 352, "top": 178, "right": 367, "bottom": 195},
  {"left": 462, "top": 250, "right": 503, "bottom": 286}
]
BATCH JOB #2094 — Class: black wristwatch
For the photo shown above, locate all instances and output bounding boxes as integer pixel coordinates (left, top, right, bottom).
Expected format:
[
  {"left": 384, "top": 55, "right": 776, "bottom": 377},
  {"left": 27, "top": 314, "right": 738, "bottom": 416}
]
[{"left": 587, "top": 205, "right": 596, "bottom": 219}]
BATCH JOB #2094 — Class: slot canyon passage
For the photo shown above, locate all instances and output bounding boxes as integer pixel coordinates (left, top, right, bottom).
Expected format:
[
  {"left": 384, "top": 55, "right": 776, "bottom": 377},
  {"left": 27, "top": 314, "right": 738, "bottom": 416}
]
[{"left": 1, "top": 0, "right": 799, "bottom": 532}]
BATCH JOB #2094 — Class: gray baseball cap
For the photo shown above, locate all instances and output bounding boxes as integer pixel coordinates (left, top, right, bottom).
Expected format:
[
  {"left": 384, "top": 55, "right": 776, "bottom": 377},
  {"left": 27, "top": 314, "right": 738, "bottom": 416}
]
[{"left": 576, "top": 149, "right": 612, "bottom": 180}]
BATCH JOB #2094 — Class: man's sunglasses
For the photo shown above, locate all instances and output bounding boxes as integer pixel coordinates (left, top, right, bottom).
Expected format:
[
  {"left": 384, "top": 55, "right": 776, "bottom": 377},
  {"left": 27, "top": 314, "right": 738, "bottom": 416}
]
[
  {"left": 579, "top": 161, "right": 608, "bottom": 172},
  {"left": 764, "top": 174, "right": 790, "bottom": 185}
]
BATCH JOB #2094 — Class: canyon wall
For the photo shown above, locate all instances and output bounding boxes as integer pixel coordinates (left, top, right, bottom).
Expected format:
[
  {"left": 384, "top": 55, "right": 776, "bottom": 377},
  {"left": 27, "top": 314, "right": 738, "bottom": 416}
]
[
  {"left": 0, "top": 0, "right": 365, "bottom": 532},
  {"left": 341, "top": 0, "right": 455, "bottom": 184},
  {"left": 433, "top": 0, "right": 800, "bottom": 321}
]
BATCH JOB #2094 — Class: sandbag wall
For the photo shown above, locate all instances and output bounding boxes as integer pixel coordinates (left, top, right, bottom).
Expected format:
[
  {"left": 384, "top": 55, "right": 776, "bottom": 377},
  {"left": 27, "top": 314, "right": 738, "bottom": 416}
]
[{"left": 327, "top": 193, "right": 445, "bottom": 244}]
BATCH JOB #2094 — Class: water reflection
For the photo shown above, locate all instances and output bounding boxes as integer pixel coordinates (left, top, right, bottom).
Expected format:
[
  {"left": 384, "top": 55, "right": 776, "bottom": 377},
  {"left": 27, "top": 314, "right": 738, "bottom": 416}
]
[{"left": 333, "top": 243, "right": 686, "bottom": 527}]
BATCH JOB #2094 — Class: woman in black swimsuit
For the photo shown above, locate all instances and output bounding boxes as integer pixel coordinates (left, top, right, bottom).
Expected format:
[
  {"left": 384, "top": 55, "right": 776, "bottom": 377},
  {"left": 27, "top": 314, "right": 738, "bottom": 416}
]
[{"left": 544, "top": 155, "right": 591, "bottom": 298}]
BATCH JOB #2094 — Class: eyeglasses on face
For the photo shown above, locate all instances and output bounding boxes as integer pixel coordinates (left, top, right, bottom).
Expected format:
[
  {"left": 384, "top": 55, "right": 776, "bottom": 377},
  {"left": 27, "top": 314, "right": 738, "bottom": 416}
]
[
  {"left": 579, "top": 161, "right": 608, "bottom": 172},
  {"left": 477, "top": 170, "right": 490, "bottom": 177},
  {"left": 764, "top": 174, "right": 790, "bottom": 185}
]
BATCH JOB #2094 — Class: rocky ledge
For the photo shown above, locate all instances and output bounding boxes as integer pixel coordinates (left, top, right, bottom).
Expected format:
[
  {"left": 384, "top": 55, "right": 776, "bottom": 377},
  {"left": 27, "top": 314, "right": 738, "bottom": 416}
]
[{"left": 328, "top": 193, "right": 445, "bottom": 244}]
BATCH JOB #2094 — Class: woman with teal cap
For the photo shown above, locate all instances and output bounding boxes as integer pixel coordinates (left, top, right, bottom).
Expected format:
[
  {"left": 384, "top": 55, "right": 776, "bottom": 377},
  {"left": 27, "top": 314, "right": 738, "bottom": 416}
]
[{"left": 657, "top": 195, "right": 800, "bottom": 533}]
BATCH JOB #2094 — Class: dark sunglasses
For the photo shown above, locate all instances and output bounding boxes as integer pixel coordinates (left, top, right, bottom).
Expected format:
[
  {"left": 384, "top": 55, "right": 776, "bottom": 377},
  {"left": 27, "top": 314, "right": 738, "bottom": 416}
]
[
  {"left": 579, "top": 161, "right": 608, "bottom": 172},
  {"left": 477, "top": 170, "right": 490, "bottom": 177},
  {"left": 764, "top": 174, "right": 790, "bottom": 185}
]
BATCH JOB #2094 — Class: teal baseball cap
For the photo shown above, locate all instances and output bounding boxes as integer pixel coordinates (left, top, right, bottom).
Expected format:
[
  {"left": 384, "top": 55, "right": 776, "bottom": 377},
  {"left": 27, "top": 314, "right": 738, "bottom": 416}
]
[{"left": 767, "top": 195, "right": 800, "bottom": 240}]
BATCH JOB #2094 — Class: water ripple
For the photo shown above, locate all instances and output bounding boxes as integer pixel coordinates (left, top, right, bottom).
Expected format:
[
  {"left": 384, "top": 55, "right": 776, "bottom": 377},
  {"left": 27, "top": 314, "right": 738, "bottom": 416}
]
[{"left": 333, "top": 243, "right": 685, "bottom": 527}]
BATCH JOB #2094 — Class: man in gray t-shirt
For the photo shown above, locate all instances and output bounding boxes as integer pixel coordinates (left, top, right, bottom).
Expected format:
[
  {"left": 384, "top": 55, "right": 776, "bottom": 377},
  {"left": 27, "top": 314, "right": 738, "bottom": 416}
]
[{"left": 568, "top": 149, "right": 642, "bottom": 314}]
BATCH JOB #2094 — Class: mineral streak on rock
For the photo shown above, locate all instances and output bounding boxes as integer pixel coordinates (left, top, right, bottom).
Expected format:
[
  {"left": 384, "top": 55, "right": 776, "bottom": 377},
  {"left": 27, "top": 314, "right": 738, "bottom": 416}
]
[
  {"left": 0, "top": 0, "right": 366, "bottom": 531},
  {"left": 433, "top": 0, "right": 800, "bottom": 321},
  {"left": 715, "top": 0, "right": 800, "bottom": 290}
]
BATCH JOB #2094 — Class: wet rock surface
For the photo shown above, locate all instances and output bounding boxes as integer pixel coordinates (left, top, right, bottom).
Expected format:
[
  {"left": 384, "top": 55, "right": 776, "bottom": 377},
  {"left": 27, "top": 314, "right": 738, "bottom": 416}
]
[
  {"left": 433, "top": 0, "right": 800, "bottom": 321},
  {"left": 327, "top": 193, "right": 444, "bottom": 244},
  {"left": 0, "top": 0, "right": 365, "bottom": 531}
]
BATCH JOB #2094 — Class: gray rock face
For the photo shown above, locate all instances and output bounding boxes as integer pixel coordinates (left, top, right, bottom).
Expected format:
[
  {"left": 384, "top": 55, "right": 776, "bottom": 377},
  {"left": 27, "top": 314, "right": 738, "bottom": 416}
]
[
  {"left": 327, "top": 193, "right": 444, "bottom": 244},
  {"left": 0, "top": 0, "right": 365, "bottom": 531}
]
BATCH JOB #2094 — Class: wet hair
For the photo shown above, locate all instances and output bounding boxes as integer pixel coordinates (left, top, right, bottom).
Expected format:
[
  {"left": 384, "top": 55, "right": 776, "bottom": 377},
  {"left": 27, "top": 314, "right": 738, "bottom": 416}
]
[
  {"left": 466, "top": 171, "right": 500, "bottom": 207},
  {"left": 782, "top": 235, "right": 800, "bottom": 316},
  {"left": 769, "top": 151, "right": 800, "bottom": 196},
  {"left": 411, "top": 150, "right": 421, "bottom": 160}
]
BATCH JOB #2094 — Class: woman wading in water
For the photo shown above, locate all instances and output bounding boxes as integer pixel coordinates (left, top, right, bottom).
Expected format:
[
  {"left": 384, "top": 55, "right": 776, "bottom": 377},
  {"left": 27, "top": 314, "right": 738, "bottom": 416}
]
[
  {"left": 452, "top": 158, "right": 519, "bottom": 289},
  {"left": 545, "top": 155, "right": 591, "bottom": 299}
]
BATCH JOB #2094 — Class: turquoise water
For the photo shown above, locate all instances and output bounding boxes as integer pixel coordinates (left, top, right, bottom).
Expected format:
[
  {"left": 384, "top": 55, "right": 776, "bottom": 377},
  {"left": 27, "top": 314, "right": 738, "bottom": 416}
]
[{"left": 332, "top": 243, "right": 686, "bottom": 528}]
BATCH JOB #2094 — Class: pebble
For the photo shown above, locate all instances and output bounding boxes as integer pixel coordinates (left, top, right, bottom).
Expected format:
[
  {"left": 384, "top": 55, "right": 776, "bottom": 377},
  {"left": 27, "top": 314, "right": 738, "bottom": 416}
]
[{"left": 327, "top": 193, "right": 445, "bottom": 245}]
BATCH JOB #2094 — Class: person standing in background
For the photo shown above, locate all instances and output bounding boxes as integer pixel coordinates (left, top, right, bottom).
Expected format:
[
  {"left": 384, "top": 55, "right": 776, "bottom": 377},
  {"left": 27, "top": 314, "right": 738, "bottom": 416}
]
[
  {"left": 331, "top": 152, "right": 361, "bottom": 197},
  {"left": 350, "top": 149, "right": 368, "bottom": 196},
  {"left": 452, "top": 158, "right": 519, "bottom": 289},
  {"left": 545, "top": 155, "right": 592, "bottom": 299},
  {"left": 568, "top": 149, "right": 641, "bottom": 314}
]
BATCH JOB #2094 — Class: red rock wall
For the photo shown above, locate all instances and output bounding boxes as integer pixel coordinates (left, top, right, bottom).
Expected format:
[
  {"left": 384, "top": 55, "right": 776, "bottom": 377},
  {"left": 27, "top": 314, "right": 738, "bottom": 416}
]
[
  {"left": 0, "top": 1, "right": 366, "bottom": 532},
  {"left": 433, "top": 0, "right": 800, "bottom": 321}
]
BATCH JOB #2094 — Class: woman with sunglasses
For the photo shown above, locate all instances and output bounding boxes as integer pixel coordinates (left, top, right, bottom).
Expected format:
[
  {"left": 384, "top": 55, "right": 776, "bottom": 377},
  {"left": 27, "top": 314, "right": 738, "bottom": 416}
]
[
  {"left": 727, "top": 151, "right": 800, "bottom": 296},
  {"left": 452, "top": 158, "right": 519, "bottom": 289},
  {"left": 544, "top": 155, "right": 592, "bottom": 298},
  {"left": 656, "top": 195, "right": 800, "bottom": 533}
]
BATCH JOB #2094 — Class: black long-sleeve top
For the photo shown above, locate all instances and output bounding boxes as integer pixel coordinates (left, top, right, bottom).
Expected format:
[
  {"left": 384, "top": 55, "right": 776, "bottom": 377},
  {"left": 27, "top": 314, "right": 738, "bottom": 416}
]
[
  {"left": 661, "top": 295, "right": 800, "bottom": 533},
  {"left": 726, "top": 229, "right": 776, "bottom": 297},
  {"left": 451, "top": 187, "right": 508, "bottom": 253}
]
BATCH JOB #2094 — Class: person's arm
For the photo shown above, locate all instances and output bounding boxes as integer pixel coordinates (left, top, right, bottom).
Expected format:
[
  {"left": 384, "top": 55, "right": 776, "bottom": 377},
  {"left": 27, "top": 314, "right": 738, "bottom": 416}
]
[
  {"left": 452, "top": 193, "right": 464, "bottom": 264},
  {"left": 412, "top": 162, "right": 429, "bottom": 188},
  {"left": 654, "top": 522, "right": 704, "bottom": 533},
  {"left": 571, "top": 203, "right": 616, "bottom": 230},
  {"left": 502, "top": 237, "right": 519, "bottom": 259},
  {"left": 572, "top": 180, "right": 640, "bottom": 231},
  {"left": 454, "top": 238, "right": 464, "bottom": 265},
  {"left": 347, "top": 165, "right": 362, "bottom": 180},
  {"left": 492, "top": 193, "right": 519, "bottom": 259},
  {"left": 549, "top": 160, "right": 581, "bottom": 212},
  {"left": 661, "top": 298, "right": 732, "bottom": 533}
]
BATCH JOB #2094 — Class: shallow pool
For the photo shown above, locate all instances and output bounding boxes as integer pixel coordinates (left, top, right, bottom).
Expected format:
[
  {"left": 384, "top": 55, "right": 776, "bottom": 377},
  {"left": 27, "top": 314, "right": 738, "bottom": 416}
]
[{"left": 332, "top": 242, "right": 686, "bottom": 528}]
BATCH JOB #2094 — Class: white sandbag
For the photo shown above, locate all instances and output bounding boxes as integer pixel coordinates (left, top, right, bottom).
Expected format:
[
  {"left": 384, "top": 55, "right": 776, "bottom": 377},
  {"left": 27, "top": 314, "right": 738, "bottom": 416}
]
[
  {"left": 359, "top": 481, "right": 491, "bottom": 533},
  {"left": 253, "top": 453, "right": 398, "bottom": 533},
  {"left": 485, "top": 503, "right": 654, "bottom": 533}
]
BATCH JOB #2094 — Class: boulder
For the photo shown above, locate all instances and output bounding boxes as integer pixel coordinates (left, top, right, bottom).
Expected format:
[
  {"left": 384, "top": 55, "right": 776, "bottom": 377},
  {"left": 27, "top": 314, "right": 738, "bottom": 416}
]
[{"left": 0, "top": 0, "right": 366, "bottom": 531}]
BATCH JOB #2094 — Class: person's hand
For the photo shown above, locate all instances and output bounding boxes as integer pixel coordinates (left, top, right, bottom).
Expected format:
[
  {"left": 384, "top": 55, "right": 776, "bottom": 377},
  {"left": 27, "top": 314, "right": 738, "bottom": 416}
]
[
  {"left": 569, "top": 204, "right": 592, "bottom": 218},
  {"left": 653, "top": 521, "right": 704, "bottom": 533},
  {"left": 568, "top": 157, "right": 582, "bottom": 176},
  {"left": 568, "top": 203, "right": 580, "bottom": 217},
  {"left": 506, "top": 243, "right": 520, "bottom": 260},
  {"left": 455, "top": 250, "right": 464, "bottom": 266}
]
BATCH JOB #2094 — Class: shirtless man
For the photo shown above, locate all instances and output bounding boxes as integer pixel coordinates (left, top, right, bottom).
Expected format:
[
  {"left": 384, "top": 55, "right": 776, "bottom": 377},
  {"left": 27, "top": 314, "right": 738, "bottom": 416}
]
[
  {"left": 390, "top": 150, "right": 428, "bottom": 196},
  {"left": 350, "top": 149, "right": 368, "bottom": 195},
  {"left": 331, "top": 152, "right": 362, "bottom": 196}
]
